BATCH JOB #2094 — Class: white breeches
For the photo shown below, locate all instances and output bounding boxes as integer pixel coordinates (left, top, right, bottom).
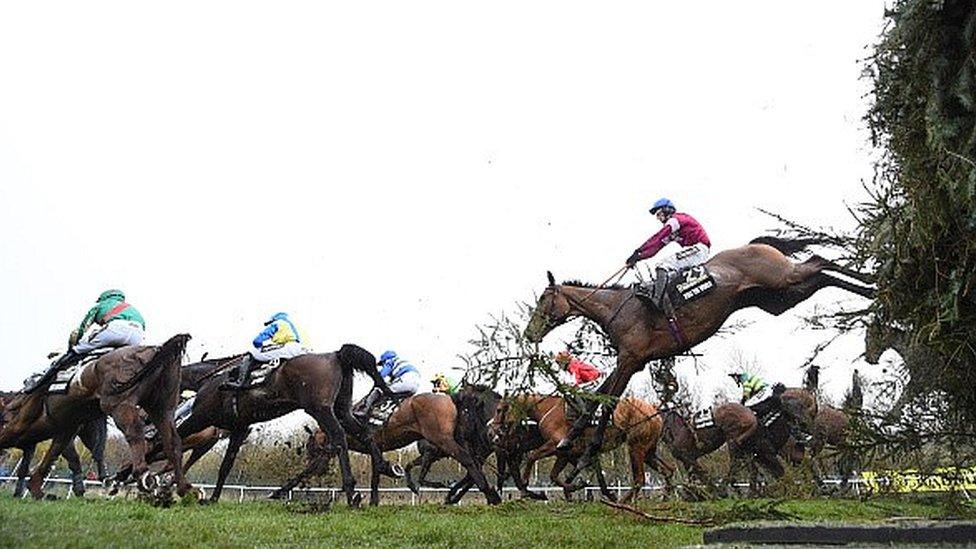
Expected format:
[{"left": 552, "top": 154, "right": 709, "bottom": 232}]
[
  {"left": 73, "top": 319, "right": 145, "bottom": 354},
  {"left": 658, "top": 243, "right": 710, "bottom": 272}
]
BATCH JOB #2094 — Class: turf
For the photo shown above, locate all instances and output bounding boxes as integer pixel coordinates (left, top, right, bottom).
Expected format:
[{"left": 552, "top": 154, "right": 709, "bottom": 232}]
[{"left": 0, "top": 495, "right": 968, "bottom": 548}]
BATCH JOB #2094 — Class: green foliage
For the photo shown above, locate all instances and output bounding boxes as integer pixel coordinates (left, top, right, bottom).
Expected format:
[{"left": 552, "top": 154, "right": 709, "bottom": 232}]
[{"left": 856, "top": 0, "right": 976, "bottom": 426}]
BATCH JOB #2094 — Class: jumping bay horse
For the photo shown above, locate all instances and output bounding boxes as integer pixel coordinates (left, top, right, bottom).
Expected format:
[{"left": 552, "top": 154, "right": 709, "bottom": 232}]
[
  {"left": 525, "top": 236, "right": 875, "bottom": 476},
  {"left": 490, "top": 394, "right": 668, "bottom": 503},
  {"left": 0, "top": 334, "right": 191, "bottom": 499},
  {"left": 273, "top": 391, "right": 502, "bottom": 505}
]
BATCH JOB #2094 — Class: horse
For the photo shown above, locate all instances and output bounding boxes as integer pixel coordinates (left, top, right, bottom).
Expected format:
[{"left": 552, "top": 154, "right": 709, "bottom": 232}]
[
  {"left": 0, "top": 390, "right": 107, "bottom": 497},
  {"left": 124, "top": 344, "right": 399, "bottom": 506},
  {"left": 490, "top": 394, "right": 668, "bottom": 503},
  {"left": 273, "top": 390, "right": 502, "bottom": 505},
  {"left": 0, "top": 334, "right": 191, "bottom": 499},
  {"left": 525, "top": 236, "right": 875, "bottom": 476},
  {"left": 395, "top": 385, "right": 545, "bottom": 502},
  {"left": 659, "top": 401, "right": 760, "bottom": 493}
]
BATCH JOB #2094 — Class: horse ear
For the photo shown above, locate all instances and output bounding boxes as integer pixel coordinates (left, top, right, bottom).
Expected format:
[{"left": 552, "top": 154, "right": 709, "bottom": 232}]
[
  {"left": 200, "top": 352, "right": 209, "bottom": 362},
  {"left": 547, "top": 271, "right": 555, "bottom": 286}
]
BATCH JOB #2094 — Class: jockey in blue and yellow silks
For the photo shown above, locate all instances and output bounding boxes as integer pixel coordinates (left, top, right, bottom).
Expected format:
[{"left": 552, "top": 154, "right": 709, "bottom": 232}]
[{"left": 223, "top": 312, "right": 311, "bottom": 391}]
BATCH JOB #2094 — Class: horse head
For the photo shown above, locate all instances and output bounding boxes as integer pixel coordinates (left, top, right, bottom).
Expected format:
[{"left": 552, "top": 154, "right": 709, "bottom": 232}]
[{"left": 524, "top": 271, "right": 575, "bottom": 343}]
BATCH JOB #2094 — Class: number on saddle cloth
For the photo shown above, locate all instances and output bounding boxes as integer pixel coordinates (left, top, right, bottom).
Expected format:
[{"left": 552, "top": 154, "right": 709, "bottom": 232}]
[
  {"left": 45, "top": 349, "right": 114, "bottom": 395},
  {"left": 367, "top": 392, "right": 412, "bottom": 426},
  {"left": 692, "top": 408, "right": 715, "bottom": 430},
  {"left": 243, "top": 358, "right": 284, "bottom": 389}
]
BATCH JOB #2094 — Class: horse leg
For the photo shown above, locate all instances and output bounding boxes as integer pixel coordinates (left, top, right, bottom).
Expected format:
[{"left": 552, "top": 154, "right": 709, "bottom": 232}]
[
  {"left": 148, "top": 409, "right": 190, "bottom": 496},
  {"left": 592, "top": 457, "right": 615, "bottom": 501},
  {"left": 549, "top": 456, "right": 580, "bottom": 501},
  {"left": 446, "top": 475, "right": 475, "bottom": 504},
  {"left": 209, "top": 427, "right": 249, "bottom": 503},
  {"left": 27, "top": 430, "right": 76, "bottom": 499},
  {"left": 109, "top": 403, "right": 152, "bottom": 488},
  {"left": 336, "top": 405, "right": 399, "bottom": 479},
  {"left": 183, "top": 435, "right": 221, "bottom": 475},
  {"left": 434, "top": 436, "right": 501, "bottom": 505},
  {"left": 79, "top": 418, "right": 108, "bottom": 481},
  {"left": 559, "top": 371, "right": 619, "bottom": 451},
  {"left": 566, "top": 405, "right": 614, "bottom": 484},
  {"left": 520, "top": 441, "right": 558, "bottom": 488},
  {"left": 645, "top": 451, "right": 676, "bottom": 497},
  {"left": 623, "top": 443, "right": 647, "bottom": 504},
  {"left": 13, "top": 446, "right": 34, "bottom": 498},
  {"left": 309, "top": 407, "right": 359, "bottom": 507},
  {"left": 61, "top": 440, "right": 86, "bottom": 496}
]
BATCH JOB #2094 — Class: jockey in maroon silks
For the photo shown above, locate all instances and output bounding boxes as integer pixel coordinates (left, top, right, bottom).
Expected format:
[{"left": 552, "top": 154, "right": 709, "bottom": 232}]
[{"left": 625, "top": 198, "right": 711, "bottom": 313}]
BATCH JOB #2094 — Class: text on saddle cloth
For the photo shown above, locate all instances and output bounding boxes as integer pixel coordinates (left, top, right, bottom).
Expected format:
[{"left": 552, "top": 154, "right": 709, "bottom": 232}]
[{"left": 364, "top": 393, "right": 412, "bottom": 426}]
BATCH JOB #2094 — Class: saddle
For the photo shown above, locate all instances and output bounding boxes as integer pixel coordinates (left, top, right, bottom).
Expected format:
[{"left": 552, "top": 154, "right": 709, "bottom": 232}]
[
  {"left": 234, "top": 357, "right": 286, "bottom": 390},
  {"left": 635, "top": 265, "right": 717, "bottom": 312},
  {"left": 44, "top": 349, "right": 114, "bottom": 395},
  {"left": 364, "top": 392, "right": 413, "bottom": 427}
]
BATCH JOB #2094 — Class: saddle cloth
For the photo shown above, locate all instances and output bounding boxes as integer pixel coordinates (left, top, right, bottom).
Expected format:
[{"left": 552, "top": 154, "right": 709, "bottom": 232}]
[
  {"left": 666, "top": 266, "right": 716, "bottom": 307},
  {"left": 237, "top": 358, "right": 285, "bottom": 389},
  {"left": 692, "top": 407, "right": 715, "bottom": 430},
  {"left": 635, "top": 265, "right": 716, "bottom": 311},
  {"left": 47, "top": 349, "right": 114, "bottom": 395},
  {"left": 365, "top": 393, "right": 412, "bottom": 426}
]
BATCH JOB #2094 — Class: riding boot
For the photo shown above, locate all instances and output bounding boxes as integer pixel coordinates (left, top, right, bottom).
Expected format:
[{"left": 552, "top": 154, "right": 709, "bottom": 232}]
[
  {"left": 653, "top": 267, "right": 675, "bottom": 316},
  {"left": 24, "top": 350, "right": 80, "bottom": 394},
  {"left": 354, "top": 387, "right": 383, "bottom": 421},
  {"left": 221, "top": 355, "right": 255, "bottom": 391}
]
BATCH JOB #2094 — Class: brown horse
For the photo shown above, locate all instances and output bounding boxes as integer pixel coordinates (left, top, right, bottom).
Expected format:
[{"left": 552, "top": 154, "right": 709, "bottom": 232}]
[
  {"left": 0, "top": 334, "right": 191, "bottom": 499},
  {"left": 490, "top": 394, "right": 668, "bottom": 503},
  {"left": 525, "top": 237, "right": 874, "bottom": 474},
  {"left": 659, "top": 401, "right": 760, "bottom": 491},
  {"left": 150, "top": 344, "right": 399, "bottom": 506},
  {"left": 273, "top": 392, "right": 502, "bottom": 505},
  {"left": 0, "top": 390, "right": 106, "bottom": 497}
]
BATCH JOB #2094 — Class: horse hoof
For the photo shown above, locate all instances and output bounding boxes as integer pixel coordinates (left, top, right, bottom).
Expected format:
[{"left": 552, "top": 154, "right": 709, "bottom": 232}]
[
  {"left": 351, "top": 493, "right": 363, "bottom": 508},
  {"left": 44, "top": 493, "right": 59, "bottom": 501}
]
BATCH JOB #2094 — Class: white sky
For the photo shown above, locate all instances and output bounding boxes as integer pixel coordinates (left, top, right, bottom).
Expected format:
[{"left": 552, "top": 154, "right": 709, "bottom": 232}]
[{"left": 0, "top": 2, "right": 893, "bottom": 411}]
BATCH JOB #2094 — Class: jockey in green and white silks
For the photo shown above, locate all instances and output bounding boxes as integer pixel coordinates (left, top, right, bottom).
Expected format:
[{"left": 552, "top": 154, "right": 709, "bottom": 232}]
[
  {"left": 730, "top": 372, "right": 769, "bottom": 406},
  {"left": 25, "top": 289, "right": 145, "bottom": 393}
]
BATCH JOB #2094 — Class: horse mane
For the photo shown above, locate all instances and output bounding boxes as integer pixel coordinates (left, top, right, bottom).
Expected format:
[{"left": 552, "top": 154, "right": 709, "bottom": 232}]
[
  {"left": 561, "top": 279, "right": 626, "bottom": 290},
  {"left": 749, "top": 235, "right": 829, "bottom": 256}
]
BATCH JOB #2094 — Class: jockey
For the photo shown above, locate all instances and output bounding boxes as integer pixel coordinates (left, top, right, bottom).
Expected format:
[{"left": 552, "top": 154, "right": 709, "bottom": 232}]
[
  {"left": 431, "top": 372, "right": 459, "bottom": 396},
  {"left": 26, "top": 289, "right": 145, "bottom": 393},
  {"left": 223, "top": 312, "right": 310, "bottom": 391},
  {"left": 729, "top": 372, "right": 769, "bottom": 406},
  {"left": 555, "top": 350, "right": 601, "bottom": 439},
  {"left": 354, "top": 350, "right": 421, "bottom": 420},
  {"left": 625, "top": 198, "right": 711, "bottom": 312},
  {"left": 554, "top": 351, "right": 601, "bottom": 387}
]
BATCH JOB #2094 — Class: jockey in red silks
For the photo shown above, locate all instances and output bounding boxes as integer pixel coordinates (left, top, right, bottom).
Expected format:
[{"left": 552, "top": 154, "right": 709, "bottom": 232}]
[
  {"left": 625, "top": 198, "right": 711, "bottom": 312},
  {"left": 555, "top": 351, "right": 600, "bottom": 386}
]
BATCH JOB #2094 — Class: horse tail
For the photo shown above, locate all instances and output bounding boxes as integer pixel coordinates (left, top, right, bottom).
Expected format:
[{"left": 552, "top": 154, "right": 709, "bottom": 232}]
[
  {"left": 749, "top": 236, "right": 827, "bottom": 256},
  {"left": 337, "top": 343, "right": 391, "bottom": 394},
  {"left": 109, "top": 333, "right": 191, "bottom": 395}
]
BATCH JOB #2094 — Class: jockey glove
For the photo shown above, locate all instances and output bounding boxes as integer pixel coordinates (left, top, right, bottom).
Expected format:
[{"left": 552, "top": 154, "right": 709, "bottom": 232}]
[{"left": 625, "top": 251, "right": 640, "bottom": 267}]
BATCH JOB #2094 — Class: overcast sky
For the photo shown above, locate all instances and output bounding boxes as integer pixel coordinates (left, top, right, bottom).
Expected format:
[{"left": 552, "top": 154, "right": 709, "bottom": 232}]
[{"left": 0, "top": 2, "right": 892, "bottom": 410}]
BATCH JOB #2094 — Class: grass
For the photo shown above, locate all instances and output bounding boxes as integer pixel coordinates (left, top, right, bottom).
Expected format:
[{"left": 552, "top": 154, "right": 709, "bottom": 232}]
[{"left": 0, "top": 495, "right": 970, "bottom": 548}]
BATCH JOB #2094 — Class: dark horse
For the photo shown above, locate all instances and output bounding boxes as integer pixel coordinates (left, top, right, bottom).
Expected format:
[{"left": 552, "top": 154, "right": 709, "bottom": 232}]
[
  {"left": 525, "top": 237, "right": 874, "bottom": 477},
  {"left": 0, "top": 334, "right": 192, "bottom": 498},
  {"left": 0, "top": 391, "right": 107, "bottom": 497},
  {"left": 128, "top": 344, "right": 399, "bottom": 506},
  {"left": 273, "top": 390, "right": 502, "bottom": 505}
]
